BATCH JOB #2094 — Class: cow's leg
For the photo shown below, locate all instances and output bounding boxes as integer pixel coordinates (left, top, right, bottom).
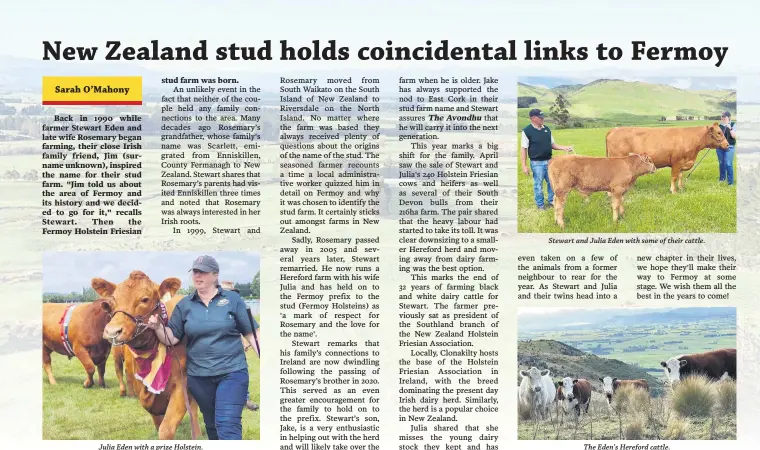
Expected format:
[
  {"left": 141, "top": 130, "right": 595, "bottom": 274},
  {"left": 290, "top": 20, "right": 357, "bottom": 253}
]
[
  {"left": 189, "top": 397, "right": 203, "bottom": 440},
  {"left": 618, "top": 195, "right": 625, "bottom": 219},
  {"left": 157, "top": 387, "right": 189, "bottom": 440},
  {"left": 553, "top": 192, "right": 567, "bottom": 229},
  {"left": 43, "top": 344, "right": 56, "bottom": 385},
  {"left": 152, "top": 414, "right": 164, "bottom": 431},
  {"left": 611, "top": 193, "right": 622, "bottom": 222},
  {"left": 72, "top": 345, "right": 96, "bottom": 388},
  {"left": 96, "top": 359, "right": 107, "bottom": 388},
  {"left": 125, "top": 360, "right": 136, "bottom": 397},
  {"left": 670, "top": 165, "right": 681, "bottom": 194},
  {"left": 114, "top": 348, "right": 126, "bottom": 396}
]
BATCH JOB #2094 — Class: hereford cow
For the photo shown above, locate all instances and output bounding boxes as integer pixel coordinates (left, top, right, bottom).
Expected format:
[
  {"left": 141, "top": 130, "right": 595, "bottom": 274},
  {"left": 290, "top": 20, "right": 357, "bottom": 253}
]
[
  {"left": 564, "top": 378, "right": 592, "bottom": 417},
  {"left": 606, "top": 123, "right": 729, "bottom": 194},
  {"left": 599, "top": 376, "right": 649, "bottom": 404},
  {"left": 519, "top": 367, "right": 556, "bottom": 420},
  {"left": 92, "top": 271, "right": 202, "bottom": 440},
  {"left": 660, "top": 348, "right": 736, "bottom": 385},
  {"left": 42, "top": 299, "right": 113, "bottom": 389},
  {"left": 547, "top": 153, "right": 657, "bottom": 229}
]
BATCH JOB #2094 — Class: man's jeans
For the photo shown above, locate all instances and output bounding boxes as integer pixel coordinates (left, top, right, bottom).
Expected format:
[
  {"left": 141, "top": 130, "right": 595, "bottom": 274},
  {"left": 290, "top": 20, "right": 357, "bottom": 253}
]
[
  {"left": 716, "top": 145, "right": 735, "bottom": 185},
  {"left": 530, "top": 160, "right": 553, "bottom": 207},
  {"left": 187, "top": 368, "right": 249, "bottom": 440}
]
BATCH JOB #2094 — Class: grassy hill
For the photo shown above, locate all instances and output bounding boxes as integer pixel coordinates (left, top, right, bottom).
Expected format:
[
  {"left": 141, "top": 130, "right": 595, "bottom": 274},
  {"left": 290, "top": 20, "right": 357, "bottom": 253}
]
[
  {"left": 517, "top": 78, "right": 736, "bottom": 127},
  {"left": 517, "top": 339, "right": 663, "bottom": 396}
]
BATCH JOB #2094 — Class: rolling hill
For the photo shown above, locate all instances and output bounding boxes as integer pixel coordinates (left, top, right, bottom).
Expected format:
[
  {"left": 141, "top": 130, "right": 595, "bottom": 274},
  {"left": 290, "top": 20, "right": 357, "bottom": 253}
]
[
  {"left": 517, "top": 339, "right": 664, "bottom": 396},
  {"left": 517, "top": 79, "right": 736, "bottom": 120}
]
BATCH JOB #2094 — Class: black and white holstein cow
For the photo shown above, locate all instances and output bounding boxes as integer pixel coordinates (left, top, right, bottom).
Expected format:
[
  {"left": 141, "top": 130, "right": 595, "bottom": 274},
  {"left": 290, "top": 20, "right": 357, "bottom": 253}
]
[{"left": 660, "top": 348, "right": 736, "bottom": 385}]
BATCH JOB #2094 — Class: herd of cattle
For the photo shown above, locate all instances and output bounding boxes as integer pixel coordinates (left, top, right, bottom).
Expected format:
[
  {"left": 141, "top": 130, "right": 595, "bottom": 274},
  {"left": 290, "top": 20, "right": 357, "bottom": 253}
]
[
  {"left": 547, "top": 123, "right": 731, "bottom": 229},
  {"left": 41, "top": 271, "right": 251, "bottom": 440},
  {"left": 519, "top": 348, "right": 737, "bottom": 420}
]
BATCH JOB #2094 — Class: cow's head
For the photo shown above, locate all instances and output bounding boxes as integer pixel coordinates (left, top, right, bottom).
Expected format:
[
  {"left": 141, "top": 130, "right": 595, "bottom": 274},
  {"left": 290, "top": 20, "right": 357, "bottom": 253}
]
[
  {"left": 660, "top": 357, "right": 687, "bottom": 384},
  {"left": 92, "top": 270, "right": 181, "bottom": 345},
  {"left": 558, "top": 377, "right": 575, "bottom": 412},
  {"left": 520, "top": 367, "right": 550, "bottom": 393},
  {"left": 708, "top": 123, "right": 729, "bottom": 149},
  {"left": 629, "top": 152, "right": 657, "bottom": 174},
  {"left": 600, "top": 376, "right": 617, "bottom": 402}
]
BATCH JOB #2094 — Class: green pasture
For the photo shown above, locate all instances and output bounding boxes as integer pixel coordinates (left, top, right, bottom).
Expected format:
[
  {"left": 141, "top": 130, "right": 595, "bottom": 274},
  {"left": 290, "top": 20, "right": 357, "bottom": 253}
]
[
  {"left": 42, "top": 324, "right": 261, "bottom": 440},
  {"left": 516, "top": 124, "right": 737, "bottom": 233}
]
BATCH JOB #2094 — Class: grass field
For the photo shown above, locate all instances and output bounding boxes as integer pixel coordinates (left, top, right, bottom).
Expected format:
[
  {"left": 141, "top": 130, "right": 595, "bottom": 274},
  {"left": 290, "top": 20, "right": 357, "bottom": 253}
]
[
  {"left": 517, "top": 79, "right": 736, "bottom": 119},
  {"left": 519, "top": 317, "right": 736, "bottom": 379},
  {"left": 516, "top": 123, "right": 737, "bottom": 233},
  {"left": 42, "top": 329, "right": 261, "bottom": 440}
]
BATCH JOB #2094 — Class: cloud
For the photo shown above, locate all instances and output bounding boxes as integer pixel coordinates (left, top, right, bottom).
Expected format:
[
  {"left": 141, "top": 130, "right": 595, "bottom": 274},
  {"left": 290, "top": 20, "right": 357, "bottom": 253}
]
[{"left": 670, "top": 78, "right": 692, "bottom": 90}]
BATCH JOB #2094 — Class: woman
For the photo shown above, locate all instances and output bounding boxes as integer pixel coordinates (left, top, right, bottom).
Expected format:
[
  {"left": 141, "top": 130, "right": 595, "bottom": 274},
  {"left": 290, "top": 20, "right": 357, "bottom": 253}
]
[
  {"left": 221, "top": 280, "right": 261, "bottom": 412},
  {"left": 147, "top": 255, "right": 258, "bottom": 440}
]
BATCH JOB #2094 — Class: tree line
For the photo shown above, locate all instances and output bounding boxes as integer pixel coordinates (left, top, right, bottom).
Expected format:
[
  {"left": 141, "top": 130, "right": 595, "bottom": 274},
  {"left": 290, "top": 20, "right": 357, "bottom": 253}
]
[{"left": 43, "top": 271, "right": 261, "bottom": 303}]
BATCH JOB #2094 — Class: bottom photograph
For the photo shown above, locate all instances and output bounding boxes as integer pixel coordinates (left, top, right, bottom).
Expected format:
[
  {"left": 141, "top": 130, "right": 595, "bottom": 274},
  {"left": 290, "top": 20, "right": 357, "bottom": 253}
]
[
  {"left": 517, "top": 306, "right": 737, "bottom": 440},
  {"left": 41, "top": 251, "right": 261, "bottom": 440}
]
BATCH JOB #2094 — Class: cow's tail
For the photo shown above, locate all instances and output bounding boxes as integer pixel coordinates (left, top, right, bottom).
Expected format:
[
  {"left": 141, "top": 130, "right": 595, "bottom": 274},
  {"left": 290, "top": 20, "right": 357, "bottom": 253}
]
[
  {"left": 547, "top": 159, "right": 558, "bottom": 193},
  {"left": 605, "top": 128, "right": 616, "bottom": 157}
]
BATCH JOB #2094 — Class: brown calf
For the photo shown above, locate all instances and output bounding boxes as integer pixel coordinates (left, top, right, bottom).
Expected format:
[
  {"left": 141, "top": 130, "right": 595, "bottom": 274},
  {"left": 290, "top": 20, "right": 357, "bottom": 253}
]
[
  {"left": 606, "top": 123, "right": 729, "bottom": 194},
  {"left": 547, "top": 153, "right": 657, "bottom": 229},
  {"left": 568, "top": 379, "right": 592, "bottom": 416},
  {"left": 42, "top": 299, "right": 113, "bottom": 389}
]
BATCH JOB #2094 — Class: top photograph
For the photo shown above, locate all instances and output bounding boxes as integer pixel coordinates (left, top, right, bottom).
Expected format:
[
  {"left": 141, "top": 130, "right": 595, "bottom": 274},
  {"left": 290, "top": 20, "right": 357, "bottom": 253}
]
[{"left": 516, "top": 76, "right": 737, "bottom": 234}]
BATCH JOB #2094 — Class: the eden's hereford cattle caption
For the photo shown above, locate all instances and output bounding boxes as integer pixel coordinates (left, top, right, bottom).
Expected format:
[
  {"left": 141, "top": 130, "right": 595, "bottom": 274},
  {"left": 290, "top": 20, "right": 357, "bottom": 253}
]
[
  {"left": 599, "top": 376, "right": 649, "bottom": 403},
  {"left": 606, "top": 123, "right": 729, "bottom": 194},
  {"left": 42, "top": 299, "right": 113, "bottom": 388},
  {"left": 519, "top": 367, "right": 556, "bottom": 420},
  {"left": 547, "top": 153, "right": 657, "bottom": 228},
  {"left": 660, "top": 348, "right": 737, "bottom": 384},
  {"left": 93, "top": 271, "right": 202, "bottom": 440}
]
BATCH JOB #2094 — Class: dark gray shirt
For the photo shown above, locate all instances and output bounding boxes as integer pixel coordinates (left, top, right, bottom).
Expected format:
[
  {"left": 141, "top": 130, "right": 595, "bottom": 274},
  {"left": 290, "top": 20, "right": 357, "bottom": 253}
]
[{"left": 167, "top": 287, "right": 257, "bottom": 377}]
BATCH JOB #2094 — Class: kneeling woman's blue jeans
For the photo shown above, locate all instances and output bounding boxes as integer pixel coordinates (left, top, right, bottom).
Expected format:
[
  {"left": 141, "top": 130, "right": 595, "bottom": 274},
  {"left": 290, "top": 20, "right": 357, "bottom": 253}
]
[{"left": 187, "top": 368, "right": 249, "bottom": 440}]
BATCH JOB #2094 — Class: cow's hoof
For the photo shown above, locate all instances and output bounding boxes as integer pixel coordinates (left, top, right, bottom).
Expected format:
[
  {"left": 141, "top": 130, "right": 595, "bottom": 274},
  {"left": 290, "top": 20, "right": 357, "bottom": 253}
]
[
  {"left": 84, "top": 379, "right": 93, "bottom": 388},
  {"left": 119, "top": 387, "right": 126, "bottom": 397}
]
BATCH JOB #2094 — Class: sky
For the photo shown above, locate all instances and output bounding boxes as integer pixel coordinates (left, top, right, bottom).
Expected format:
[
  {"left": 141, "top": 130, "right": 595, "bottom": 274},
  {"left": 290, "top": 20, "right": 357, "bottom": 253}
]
[{"left": 42, "top": 251, "right": 260, "bottom": 293}]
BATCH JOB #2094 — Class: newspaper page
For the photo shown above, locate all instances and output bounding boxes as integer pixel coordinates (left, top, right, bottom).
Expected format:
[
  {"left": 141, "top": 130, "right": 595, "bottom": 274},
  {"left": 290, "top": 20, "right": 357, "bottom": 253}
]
[{"left": 1, "top": 1, "right": 759, "bottom": 449}]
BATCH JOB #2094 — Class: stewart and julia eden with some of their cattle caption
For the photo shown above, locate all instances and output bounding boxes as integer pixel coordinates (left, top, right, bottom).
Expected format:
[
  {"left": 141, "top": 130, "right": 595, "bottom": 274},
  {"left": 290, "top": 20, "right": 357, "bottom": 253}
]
[{"left": 520, "top": 348, "right": 736, "bottom": 419}]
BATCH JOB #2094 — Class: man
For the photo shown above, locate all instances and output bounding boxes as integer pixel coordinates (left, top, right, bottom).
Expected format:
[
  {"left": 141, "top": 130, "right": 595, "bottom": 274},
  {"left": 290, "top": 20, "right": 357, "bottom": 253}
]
[
  {"left": 717, "top": 111, "right": 737, "bottom": 185},
  {"left": 520, "top": 108, "right": 574, "bottom": 209},
  {"left": 221, "top": 280, "right": 260, "bottom": 412}
]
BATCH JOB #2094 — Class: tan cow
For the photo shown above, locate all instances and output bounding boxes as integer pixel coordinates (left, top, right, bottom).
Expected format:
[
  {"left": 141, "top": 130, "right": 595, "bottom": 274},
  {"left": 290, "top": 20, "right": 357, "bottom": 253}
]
[
  {"left": 93, "top": 270, "right": 202, "bottom": 440},
  {"left": 547, "top": 153, "right": 657, "bottom": 229},
  {"left": 606, "top": 123, "right": 729, "bottom": 194},
  {"left": 42, "top": 299, "right": 112, "bottom": 388}
]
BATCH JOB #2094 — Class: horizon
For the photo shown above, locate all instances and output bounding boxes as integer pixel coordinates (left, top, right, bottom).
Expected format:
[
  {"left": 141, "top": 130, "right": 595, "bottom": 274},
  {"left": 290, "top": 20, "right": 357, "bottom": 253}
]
[
  {"left": 42, "top": 251, "right": 260, "bottom": 293},
  {"left": 518, "top": 76, "right": 737, "bottom": 91}
]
